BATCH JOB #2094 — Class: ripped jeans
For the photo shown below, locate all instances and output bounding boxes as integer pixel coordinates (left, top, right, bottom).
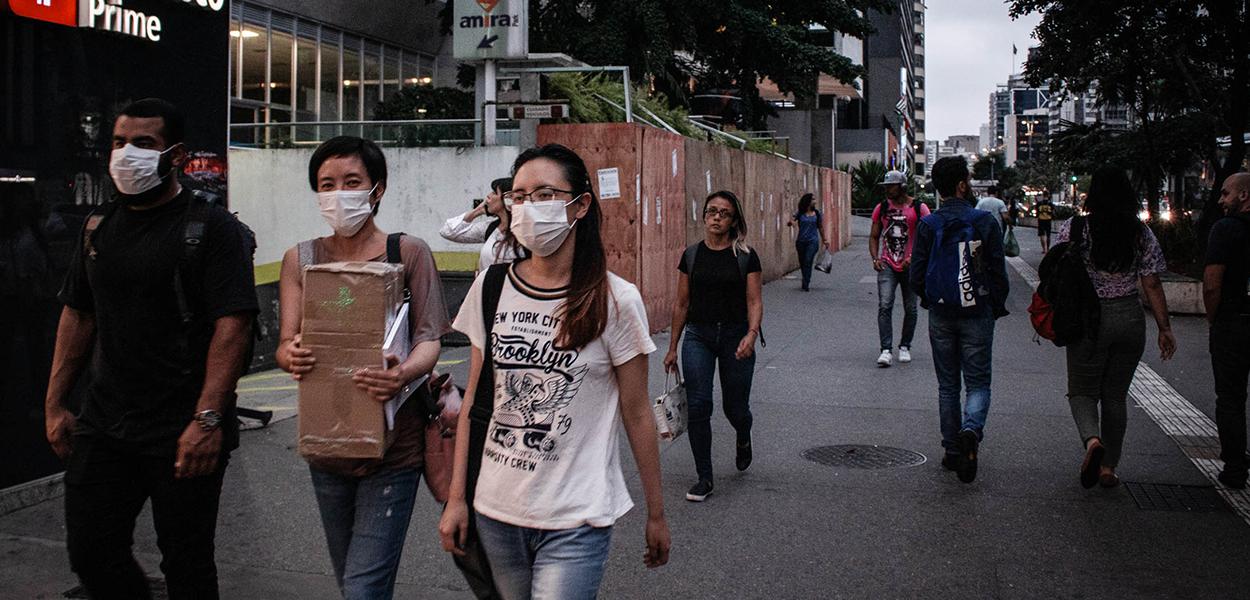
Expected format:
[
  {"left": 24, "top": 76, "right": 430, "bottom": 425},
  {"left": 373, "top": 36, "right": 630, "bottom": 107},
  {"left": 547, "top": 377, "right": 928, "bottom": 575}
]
[{"left": 310, "top": 466, "right": 421, "bottom": 600}]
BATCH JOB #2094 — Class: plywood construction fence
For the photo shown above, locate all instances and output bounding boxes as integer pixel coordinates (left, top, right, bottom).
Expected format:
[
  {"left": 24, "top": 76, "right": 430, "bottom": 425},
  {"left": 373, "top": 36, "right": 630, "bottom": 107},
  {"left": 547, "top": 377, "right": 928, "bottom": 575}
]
[{"left": 536, "top": 123, "right": 850, "bottom": 333}]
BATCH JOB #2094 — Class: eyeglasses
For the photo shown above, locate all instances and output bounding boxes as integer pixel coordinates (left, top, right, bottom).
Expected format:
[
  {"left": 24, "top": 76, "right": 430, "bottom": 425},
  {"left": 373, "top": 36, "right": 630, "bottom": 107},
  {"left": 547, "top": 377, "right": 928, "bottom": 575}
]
[
  {"left": 502, "top": 187, "right": 579, "bottom": 206},
  {"left": 704, "top": 208, "right": 736, "bottom": 219}
]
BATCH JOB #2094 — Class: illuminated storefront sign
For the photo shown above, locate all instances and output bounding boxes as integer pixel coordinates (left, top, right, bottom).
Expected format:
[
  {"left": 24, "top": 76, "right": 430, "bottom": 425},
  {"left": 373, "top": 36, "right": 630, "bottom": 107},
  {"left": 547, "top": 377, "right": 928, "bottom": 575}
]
[{"left": 3, "top": 0, "right": 223, "bottom": 42}]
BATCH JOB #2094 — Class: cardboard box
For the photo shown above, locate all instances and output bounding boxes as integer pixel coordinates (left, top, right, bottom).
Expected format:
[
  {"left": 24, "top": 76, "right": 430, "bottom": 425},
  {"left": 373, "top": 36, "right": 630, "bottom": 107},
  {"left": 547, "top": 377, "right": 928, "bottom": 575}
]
[{"left": 298, "top": 261, "right": 405, "bottom": 459}]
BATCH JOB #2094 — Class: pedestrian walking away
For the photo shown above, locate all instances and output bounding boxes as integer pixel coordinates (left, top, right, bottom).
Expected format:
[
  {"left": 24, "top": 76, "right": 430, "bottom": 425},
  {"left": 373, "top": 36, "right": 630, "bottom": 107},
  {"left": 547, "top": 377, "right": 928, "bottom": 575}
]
[
  {"left": 275, "top": 136, "right": 452, "bottom": 600},
  {"left": 440, "top": 177, "right": 524, "bottom": 273},
  {"left": 786, "top": 192, "right": 827, "bottom": 291},
  {"left": 664, "top": 190, "right": 764, "bottom": 503},
  {"left": 911, "top": 156, "right": 1009, "bottom": 484},
  {"left": 976, "top": 185, "right": 1009, "bottom": 232},
  {"left": 869, "top": 169, "right": 930, "bottom": 367},
  {"left": 46, "top": 98, "right": 258, "bottom": 599},
  {"left": 440, "top": 144, "right": 670, "bottom": 599},
  {"left": 1036, "top": 196, "right": 1056, "bottom": 253},
  {"left": 1054, "top": 167, "right": 1176, "bottom": 490},
  {"left": 1205, "top": 172, "right": 1250, "bottom": 490}
]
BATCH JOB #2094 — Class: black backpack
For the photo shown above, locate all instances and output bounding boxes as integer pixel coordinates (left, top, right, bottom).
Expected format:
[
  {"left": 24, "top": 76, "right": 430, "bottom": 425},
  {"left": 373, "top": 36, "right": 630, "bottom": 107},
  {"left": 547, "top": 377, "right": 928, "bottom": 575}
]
[{"left": 1036, "top": 216, "right": 1100, "bottom": 347}]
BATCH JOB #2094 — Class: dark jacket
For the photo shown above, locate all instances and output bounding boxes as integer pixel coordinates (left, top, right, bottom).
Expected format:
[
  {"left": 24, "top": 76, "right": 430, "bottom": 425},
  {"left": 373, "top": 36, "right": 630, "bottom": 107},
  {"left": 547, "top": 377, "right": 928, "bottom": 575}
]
[{"left": 910, "top": 197, "right": 1010, "bottom": 319}]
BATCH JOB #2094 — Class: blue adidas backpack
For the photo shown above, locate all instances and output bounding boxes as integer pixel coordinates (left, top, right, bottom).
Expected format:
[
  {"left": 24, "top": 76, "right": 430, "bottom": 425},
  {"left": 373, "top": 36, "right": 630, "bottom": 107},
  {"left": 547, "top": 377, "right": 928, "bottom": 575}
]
[{"left": 922, "top": 210, "right": 992, "bottom": 316}]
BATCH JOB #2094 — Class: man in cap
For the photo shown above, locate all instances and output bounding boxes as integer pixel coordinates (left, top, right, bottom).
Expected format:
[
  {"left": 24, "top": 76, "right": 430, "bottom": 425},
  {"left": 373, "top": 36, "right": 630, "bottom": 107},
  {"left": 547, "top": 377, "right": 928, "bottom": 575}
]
[{"left": 868, "top": 170, "right": 930, "bottom": 367}]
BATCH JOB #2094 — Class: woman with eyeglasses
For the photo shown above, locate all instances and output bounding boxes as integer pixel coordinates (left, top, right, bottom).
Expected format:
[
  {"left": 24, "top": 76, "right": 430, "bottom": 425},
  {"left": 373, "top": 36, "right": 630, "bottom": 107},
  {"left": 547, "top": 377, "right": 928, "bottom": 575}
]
[
  {"left": 663, "top": 191, "right": 764, "bottom": 502},
  {"left": 274, "top": 136, "right": 451, "bottom": 599},
  {"left": 439, "top": 144, "right": 670, "bottom": 597}
]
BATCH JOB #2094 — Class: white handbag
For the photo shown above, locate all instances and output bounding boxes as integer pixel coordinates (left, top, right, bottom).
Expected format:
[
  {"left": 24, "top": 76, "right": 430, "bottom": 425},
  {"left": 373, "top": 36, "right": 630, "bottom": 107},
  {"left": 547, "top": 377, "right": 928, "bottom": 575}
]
[{"left": 652, "top": 370, "right": 688, "bottom": 441}]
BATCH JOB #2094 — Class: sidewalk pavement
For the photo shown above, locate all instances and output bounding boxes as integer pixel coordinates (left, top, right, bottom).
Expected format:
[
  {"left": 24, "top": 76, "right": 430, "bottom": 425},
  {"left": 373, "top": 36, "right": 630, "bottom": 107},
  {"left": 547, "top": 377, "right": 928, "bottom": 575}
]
[{"left": 3, "top": 218, "right": 1248, "bottom": 599}]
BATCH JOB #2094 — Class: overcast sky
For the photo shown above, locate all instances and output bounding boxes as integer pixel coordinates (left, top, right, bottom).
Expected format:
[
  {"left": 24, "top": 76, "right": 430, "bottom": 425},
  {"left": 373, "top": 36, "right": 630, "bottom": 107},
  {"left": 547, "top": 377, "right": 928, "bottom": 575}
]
[{"left": 925, "top": 1, "right": 1043, "bottom": 143}]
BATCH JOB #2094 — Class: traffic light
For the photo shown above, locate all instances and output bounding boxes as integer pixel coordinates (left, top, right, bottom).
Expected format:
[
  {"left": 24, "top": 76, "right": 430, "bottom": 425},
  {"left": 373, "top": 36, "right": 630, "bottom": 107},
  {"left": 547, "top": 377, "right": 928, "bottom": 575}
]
[{"left": 1070, "top": 175, "right": 1078, "bottom": 183}]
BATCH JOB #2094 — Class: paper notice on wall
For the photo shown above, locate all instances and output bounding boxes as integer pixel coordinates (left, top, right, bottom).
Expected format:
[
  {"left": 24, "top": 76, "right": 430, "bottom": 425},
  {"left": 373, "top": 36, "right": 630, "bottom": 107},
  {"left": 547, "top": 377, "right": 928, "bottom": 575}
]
[
  {"left": 804, "top": 172, "right": 809, "bottom": 190},
  {"left": 776, "top": 214, "right": 781, "bottom": 231},
  {"left": 642, "top": 193, "right": 649, "bottom": 225},
  {"left": 635, "top": 174, "right": 641, "bottom": 205},
  {"left": 598, "top": 168, "right": 621, "bottom": 199},
  {"left": 759, "top": 192, "right": 765, "bottom": 212},
  {"left": 769, "top": 193, "right": 774, "bottom": 212},
  {"left": 672, "top": 149, "right": 678, "bottom": 177},
  {"left": 705, "top": 170, "right": 712, "bottom": 194},
  {"left": 656, "top": 196, "right": 662, "bottom": 225}
]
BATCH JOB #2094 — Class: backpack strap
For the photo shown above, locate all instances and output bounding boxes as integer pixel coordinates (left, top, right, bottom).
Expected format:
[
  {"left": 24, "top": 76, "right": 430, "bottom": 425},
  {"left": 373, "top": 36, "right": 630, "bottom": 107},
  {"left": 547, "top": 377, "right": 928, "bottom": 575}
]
[
  {"left": 468, "top": 263, "right": 509, "bottom": 427},
  {"left": 386, "top": 232, "right": 411, "bottom": 303},
  {"left": 682, "top": 242, "right": 700, "bottom": 276},
  {"left": 81, "top": 202, "right": 119, "bottom": 260},
  {"left": 484, "top": 218, "right": 500, "bottom": 240},
  {"left": 174, "top": 196, "right": 212, "bottom": 327},
  {"left": 735, "top": 248, "right": 766, "bottom": 348}
]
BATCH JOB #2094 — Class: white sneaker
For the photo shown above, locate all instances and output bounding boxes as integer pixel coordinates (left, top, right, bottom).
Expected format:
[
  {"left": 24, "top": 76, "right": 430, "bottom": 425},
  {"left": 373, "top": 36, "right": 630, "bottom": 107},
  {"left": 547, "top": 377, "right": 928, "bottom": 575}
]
[
  {"left": 898, "top": 347, "right": 912, "bottom": 363},
  {"left": 876, "top": 349, "right": 893, "bottom": 368}
]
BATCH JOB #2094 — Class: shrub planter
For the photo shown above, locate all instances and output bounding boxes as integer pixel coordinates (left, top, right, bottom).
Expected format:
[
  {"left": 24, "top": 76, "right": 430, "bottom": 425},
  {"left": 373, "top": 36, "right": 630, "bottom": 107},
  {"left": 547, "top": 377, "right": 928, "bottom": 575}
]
[{"left": 1141, "top": 271, "right": 1205, "bottom": 315}]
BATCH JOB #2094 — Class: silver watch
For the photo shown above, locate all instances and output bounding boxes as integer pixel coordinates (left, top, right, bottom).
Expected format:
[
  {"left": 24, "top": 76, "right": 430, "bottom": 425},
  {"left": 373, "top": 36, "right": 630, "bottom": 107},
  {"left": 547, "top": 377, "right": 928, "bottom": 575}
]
[{"left": 194, "top": 409, "right": 223, "bottom": 432}]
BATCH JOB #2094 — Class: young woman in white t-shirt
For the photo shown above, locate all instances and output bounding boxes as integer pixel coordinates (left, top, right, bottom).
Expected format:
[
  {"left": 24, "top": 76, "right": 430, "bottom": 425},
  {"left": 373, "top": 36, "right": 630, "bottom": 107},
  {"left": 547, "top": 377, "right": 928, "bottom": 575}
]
[
  {"left": 440, "top": 144, "right": 671, "bottom": 598},
  {"left": 439, "top": 177, "right": 523, "bottom": 273}
]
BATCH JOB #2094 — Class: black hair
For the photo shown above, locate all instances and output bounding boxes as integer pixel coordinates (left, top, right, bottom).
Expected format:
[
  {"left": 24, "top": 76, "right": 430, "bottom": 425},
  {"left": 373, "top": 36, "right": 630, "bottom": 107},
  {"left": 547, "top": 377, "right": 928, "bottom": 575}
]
[
  {"left": 931, "top": 156, "right": 969, "bottom": 198},
  {"left": 307, "top": 136, "right": 388, "bottom": 192},
  {"left": 987, "top": 185, "right": 999, "bottom": 196},
  {"left": 509, "top": 144, "right": 605, "bottom": 350},
  {"left": 491, "top": 177, "right": 513, "bottom": 194},
  {"left": 118, "top": 98, "right": 186, "bottom": 146},
  {"left": 1085, "top": 167, "right": 1141, "bottom": 273},
  {"left": 797, "top": 193, "right": 815, "bottom": 215}
]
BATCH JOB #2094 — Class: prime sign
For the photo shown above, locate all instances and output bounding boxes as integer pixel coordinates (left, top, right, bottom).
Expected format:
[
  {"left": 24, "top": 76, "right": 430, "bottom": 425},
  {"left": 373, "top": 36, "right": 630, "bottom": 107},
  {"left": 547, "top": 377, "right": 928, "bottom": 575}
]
[
  {"left": 3, "top": 0, "right": 223, "bottom": 42},
  {"left": 453, "top": 0, "right": 527, "bottom": 60}
]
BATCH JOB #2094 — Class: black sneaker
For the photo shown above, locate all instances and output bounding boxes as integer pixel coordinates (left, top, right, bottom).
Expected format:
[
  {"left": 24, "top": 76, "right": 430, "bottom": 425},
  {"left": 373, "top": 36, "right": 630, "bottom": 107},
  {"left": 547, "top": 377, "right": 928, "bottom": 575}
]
[
  {"left": 956, "top": 430, "right": 979, "bottom": 483},
  {"left": 686, "top": 479, "right": 714, "bottom": 502},
  {"left": 736, "top": 434, "right": 753, "bottom": 471},
  {"left": 1219, "top": 469, "right": 1248, "bottom": 490},
  {"left": 941, "top": 453, "right": 960, "bottom": 471}
]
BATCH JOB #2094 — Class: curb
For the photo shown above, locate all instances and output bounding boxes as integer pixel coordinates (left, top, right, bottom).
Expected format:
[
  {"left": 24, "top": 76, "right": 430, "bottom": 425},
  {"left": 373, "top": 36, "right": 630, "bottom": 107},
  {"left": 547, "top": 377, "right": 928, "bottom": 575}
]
[{"left": 0, "top": 473, "right": 64, "bottom": 517}]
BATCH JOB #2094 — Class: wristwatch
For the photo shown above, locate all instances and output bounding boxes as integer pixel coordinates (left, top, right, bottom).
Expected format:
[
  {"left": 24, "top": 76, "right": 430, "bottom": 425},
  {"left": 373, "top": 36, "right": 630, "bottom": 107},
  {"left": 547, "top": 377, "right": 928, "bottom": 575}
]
[{"left": 194, "top": 409, "right": 223, "bottom": 432}]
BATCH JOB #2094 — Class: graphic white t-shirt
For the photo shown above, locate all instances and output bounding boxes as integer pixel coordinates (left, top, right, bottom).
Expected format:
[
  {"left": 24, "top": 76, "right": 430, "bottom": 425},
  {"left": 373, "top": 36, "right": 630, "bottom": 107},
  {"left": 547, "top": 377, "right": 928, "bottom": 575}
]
[{"left": 452, "top": 264, "right": 656, "bottom": 529}]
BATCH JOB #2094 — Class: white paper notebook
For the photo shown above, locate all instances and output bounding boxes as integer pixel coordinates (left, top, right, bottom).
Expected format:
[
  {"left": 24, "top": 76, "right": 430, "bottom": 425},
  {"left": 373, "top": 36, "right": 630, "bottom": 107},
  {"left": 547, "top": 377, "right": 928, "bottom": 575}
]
[{"left": 381, "top": 303, "right": 410, "bottom": 430}]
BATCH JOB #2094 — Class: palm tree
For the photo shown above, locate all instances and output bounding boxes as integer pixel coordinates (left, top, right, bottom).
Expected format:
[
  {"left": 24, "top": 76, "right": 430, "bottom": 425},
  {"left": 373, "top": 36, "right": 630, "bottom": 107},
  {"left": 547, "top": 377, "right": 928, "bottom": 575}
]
[{"left": 850, "top": 159, "right": 887, "bottom": 209}]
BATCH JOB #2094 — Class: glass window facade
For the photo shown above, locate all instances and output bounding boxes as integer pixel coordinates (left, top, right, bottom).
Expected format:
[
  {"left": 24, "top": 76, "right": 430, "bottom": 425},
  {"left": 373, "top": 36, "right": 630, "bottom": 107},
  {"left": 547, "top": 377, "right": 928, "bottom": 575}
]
[{"left": 228, "top": 2, "right": 436, "bottom": 145}]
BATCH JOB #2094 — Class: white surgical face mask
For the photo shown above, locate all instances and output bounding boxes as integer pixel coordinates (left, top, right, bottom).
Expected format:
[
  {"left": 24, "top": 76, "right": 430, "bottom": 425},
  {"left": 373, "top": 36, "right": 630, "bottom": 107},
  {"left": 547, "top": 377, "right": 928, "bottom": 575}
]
[
  {"left": 510, "top": 198, "right": 577, "bottom": 257},
  {"left": 318, "top": 184, "right": 377, "bottom": 237},
  {"left": 109, "top": 143, "right": 177, "bottom": 196}
]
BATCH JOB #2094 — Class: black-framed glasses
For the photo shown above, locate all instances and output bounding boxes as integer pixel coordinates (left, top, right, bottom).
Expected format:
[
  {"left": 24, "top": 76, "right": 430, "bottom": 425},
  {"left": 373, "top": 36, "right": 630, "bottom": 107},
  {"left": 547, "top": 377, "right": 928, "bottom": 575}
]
[
  {"left": 502, "top": 187, "right": 578, "bottom": 206},
  {"left": 704, "top": 207, "right": 736, "bottom": 219}
]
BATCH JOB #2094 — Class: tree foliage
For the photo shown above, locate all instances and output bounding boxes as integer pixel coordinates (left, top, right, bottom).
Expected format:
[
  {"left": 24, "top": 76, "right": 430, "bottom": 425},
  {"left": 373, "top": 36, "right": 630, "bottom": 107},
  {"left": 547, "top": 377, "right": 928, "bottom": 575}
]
[
  {"left": 1009, "top": 0, "right": 1250, "bottom": 235},
  {"left": 433, "top": 0, "right": 891, "bottom": 129}
]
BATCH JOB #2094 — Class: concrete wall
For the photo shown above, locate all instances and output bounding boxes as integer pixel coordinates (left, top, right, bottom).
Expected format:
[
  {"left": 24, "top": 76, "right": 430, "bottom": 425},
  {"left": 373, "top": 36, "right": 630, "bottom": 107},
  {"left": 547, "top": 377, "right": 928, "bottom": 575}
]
[{"left": 229, "top": 146, "right": 522, "bottom": 268}]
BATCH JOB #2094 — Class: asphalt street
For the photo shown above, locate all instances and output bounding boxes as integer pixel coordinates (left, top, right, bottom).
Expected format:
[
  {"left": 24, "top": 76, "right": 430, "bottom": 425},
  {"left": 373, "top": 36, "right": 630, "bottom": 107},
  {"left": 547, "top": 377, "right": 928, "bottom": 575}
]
[{"left": 3, "top": 217, "right": 1247, "bottom": 599}]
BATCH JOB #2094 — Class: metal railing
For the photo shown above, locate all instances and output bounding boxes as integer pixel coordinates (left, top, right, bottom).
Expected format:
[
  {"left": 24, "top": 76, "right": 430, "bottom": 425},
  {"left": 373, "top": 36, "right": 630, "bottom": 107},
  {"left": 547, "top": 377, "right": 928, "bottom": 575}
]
[{"left": 228, "top": 119, "right": 489, "bottom": 149}]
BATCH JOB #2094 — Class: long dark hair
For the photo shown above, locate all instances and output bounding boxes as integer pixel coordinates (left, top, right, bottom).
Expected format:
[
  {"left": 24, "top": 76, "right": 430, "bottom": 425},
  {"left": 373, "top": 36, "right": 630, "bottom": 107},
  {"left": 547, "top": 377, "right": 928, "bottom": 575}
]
[
  {"left": 509, "top": 144, "right": 607, "bottom": 350},
  {"left": 1084, "top": 167, "right": 1142, "bottom": 273},
  {"left": 797, "top": 193, "right": 815, "bottom": 215},
  {"left": 705, "top": 190, "right": 750, "bottom": 255}
]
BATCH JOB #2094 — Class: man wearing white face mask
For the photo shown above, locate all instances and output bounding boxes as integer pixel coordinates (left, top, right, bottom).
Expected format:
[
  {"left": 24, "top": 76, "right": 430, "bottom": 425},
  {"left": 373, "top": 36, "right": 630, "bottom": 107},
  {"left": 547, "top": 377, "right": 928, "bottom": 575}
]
[
  {"left": 277, "top": 136, "right": 451, "bottom": 600},
  {"left": 47, "top": 99, "right": 258, "bottom": 599}
]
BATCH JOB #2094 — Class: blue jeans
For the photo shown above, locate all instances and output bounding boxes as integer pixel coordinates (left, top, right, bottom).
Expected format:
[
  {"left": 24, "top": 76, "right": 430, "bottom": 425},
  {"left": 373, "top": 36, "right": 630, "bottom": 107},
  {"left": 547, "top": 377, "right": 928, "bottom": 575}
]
[
  {"left": 309, "top": 466, "right": 420, "bottom": 600},
  {"left": 796, "top": 240, "right": 819, "bottom": 289},
  {"left": 878, "top": 266, "right": 918, "bottom": 351},
  {"left": 475, "top": 514, "right": 613, "bottom": 600},
  {"left": 682, "top": 322, "right": 756, "bottom": 482},
  {"left": 927, "top": 312, "right": 995, "bottom": 452}
]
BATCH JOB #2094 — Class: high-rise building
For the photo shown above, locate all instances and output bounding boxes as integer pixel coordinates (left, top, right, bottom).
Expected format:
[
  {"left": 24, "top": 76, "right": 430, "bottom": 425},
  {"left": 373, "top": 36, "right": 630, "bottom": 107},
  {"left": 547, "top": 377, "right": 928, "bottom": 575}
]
[
  {"left": 1004, "top": 107, "right": 1049, "bottom": 166},
  {"left": 987, "top": 72, "right": 1049, "bottom": 151},
  {"left": 835, "top": 0, "right": 925, "bottom": 174}
]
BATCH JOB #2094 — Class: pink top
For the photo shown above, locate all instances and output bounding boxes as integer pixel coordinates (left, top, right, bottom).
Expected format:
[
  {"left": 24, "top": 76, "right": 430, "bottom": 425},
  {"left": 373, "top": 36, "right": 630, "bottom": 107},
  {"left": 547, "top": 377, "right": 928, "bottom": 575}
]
[{"left": 872, "top": 199, "right": 931, "bottom": 271}]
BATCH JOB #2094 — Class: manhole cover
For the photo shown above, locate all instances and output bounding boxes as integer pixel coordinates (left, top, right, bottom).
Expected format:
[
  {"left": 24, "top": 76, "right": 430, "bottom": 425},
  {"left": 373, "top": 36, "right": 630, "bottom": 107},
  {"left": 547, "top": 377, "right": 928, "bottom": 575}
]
[
  {"left": 1124, "top": 482, "right": 1227, "bottom": 512},
  {"left": 802, "top": 445, "right": 927, "bottom": 469}
]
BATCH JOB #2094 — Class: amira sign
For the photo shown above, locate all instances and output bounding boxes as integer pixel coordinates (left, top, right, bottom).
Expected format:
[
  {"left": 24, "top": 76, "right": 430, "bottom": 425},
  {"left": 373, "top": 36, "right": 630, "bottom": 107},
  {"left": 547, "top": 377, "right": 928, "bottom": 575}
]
[{"left": 453, "top": 0, "right": 527, "bottom": 60}]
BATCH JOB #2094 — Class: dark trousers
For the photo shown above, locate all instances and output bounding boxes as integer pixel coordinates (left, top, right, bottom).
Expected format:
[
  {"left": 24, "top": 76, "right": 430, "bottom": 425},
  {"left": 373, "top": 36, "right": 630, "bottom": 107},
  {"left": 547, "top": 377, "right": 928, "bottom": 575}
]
[
  {"left": 796, "top": 240, "right": 819, "bottom": 290},
  {"left": 1212, "top": 317, "right": 1250, "bottom": 476},
  {"left": 682, "top": 322, "right": 756, "bottom": 482},
  {"left": 64, "top": 433, "right": 227, "bottom": 600}
]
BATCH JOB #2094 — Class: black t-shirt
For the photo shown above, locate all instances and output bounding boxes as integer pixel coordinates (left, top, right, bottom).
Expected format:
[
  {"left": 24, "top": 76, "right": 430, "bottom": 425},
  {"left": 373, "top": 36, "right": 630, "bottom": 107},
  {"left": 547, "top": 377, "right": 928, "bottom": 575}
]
[
  {"left": 1206, "top": 215, "right": 1250, "bottom": 319},
  {"left": 677, "top": 242, "right": 762, "bottom": 324},
  {"left": 59, "top": 189, "right": 259, "bottom": 452}
]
